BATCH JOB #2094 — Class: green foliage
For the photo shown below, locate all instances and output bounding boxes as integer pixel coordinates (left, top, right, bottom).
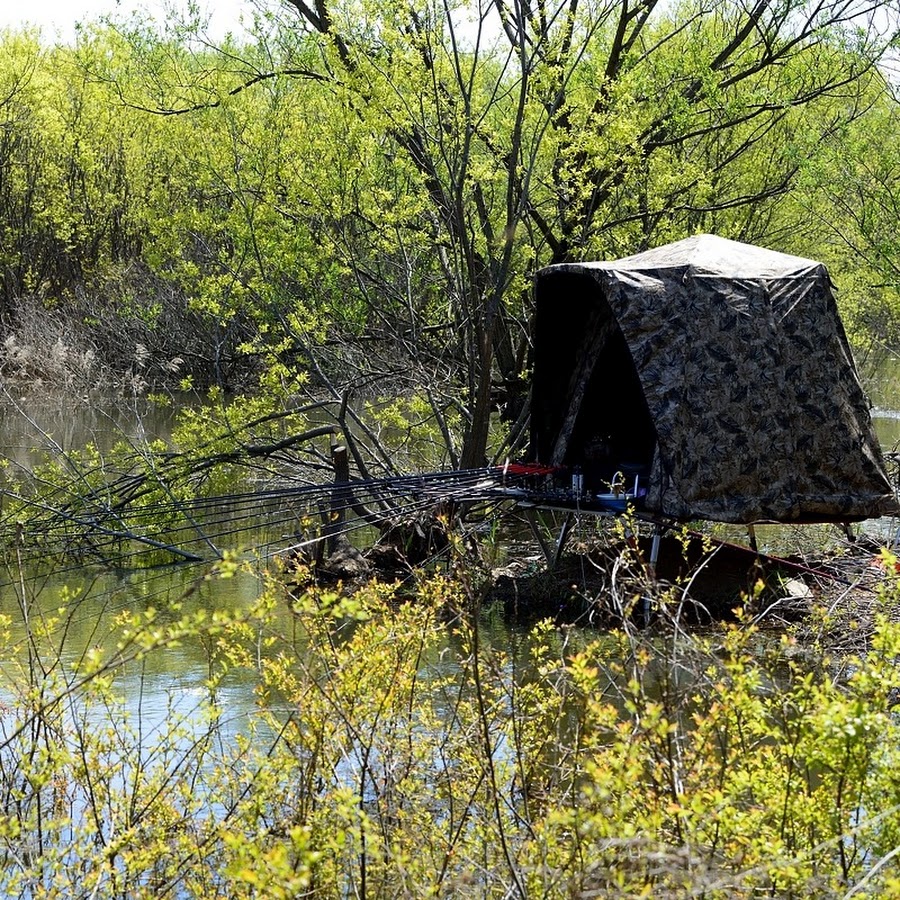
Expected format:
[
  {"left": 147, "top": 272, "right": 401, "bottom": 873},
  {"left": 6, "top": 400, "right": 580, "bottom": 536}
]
[
  {"left": 3, "top": 0, "right": 898, "bottom": 456},
  {"left": 790, "top": 94, "right": 900, "bottom": 350},
  {"left": 363, "top": 394, "right": 463, "bottom": 470},
  {"left": 3, "top": 553, "right": 900, "bottom": 897}
]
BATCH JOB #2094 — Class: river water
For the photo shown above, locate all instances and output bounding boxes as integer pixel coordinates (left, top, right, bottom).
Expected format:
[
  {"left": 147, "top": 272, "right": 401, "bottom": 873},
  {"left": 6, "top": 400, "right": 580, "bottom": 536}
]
[
  {"left": 0, "top": 388, "right": 542, "bottom": 751},
  {"left": 1, "top": 358, "right": 899, "bottom": 744}
]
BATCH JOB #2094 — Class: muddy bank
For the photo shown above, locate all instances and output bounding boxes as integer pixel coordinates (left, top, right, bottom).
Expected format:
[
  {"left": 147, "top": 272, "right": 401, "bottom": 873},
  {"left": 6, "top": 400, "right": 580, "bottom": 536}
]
[{"left": 484, "top": 531, "right": 898, "bottom": 637}]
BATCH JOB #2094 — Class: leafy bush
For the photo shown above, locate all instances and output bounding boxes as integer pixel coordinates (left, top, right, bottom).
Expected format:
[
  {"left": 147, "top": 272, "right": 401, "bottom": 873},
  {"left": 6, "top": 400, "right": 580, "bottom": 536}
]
[{"left": 1, "top": 556, "right": 900, "bottom": 897}]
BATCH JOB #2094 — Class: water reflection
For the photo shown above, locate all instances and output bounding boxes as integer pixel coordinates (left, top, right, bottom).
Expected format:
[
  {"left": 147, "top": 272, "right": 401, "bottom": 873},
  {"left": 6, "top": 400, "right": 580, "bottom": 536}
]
[
  {"left": 0, "top": 388, "right": 191, "bottom": 475},
  {"left": 863, "top": 354, "right": 900, "bottom": 451},
  {"left": 0, "top": 557, "right": 269, "bottom": 746},
  {"left": 0, "top": 360, "right": 899, "bottom": 748}
]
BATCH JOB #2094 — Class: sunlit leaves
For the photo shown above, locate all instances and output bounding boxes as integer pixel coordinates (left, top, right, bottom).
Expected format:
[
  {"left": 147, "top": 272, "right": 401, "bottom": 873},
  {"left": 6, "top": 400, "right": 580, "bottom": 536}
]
[
  {"left": 1, "top": 0, "right": 898, "bottom": 438},
  {"left": 4, "top": 554, "right": 900, "bottom": 896}
]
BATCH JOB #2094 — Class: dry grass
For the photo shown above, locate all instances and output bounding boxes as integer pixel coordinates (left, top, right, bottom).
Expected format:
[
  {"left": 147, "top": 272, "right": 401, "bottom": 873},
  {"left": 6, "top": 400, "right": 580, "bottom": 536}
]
[{"left": 0, "top": 298, "right": 108, "bottom": 390}]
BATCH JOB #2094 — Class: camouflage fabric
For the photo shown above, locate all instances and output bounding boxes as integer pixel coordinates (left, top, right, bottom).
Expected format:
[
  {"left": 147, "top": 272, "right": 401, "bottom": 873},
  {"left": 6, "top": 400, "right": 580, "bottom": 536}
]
[{"left": 532, "top": 234, "right": 899, "bottom": 524}]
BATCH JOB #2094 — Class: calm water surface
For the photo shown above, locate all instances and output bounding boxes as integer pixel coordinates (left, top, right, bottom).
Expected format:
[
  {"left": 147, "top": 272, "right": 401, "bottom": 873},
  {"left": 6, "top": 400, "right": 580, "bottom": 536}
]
[{"left": 1, "top": 357, "right": 900, "bottom": 737}]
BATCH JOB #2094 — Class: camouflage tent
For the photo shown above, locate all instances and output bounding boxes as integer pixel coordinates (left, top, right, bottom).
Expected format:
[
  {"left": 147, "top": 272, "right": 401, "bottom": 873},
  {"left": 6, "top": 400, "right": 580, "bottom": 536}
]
[{"left": 530, "top": 234, "right": 899, "bottom": 523}]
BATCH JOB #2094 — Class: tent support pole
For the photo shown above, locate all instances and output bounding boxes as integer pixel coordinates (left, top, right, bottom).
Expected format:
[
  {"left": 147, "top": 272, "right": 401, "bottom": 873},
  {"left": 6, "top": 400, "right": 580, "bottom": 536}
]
[
  {"left": 643, "top": 524, "right": 664, "bottom": 626},
  {"left": 553, "top": 513, "right": 576, "bottom": 570},
  {"left": 524, "top": 509, "right": 555, "bottom": 567},
  {"left": 523, "top": 509, "right": 575, "bottom": 570},
  {"left": 648, "top": 525, "right": 663, "bottom": 575},
  {"left": 747, "top": 524, "right": 758, "bottom": 554}
]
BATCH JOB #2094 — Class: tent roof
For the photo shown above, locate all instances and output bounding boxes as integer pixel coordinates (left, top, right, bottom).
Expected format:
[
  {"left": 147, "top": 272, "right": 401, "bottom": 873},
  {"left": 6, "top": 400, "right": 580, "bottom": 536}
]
[
  {"left": 531, "top": 235, "right": 898, "bottom": 524},
  {"left": 580, "top": 233, "right": 820, "bottom": 278}
]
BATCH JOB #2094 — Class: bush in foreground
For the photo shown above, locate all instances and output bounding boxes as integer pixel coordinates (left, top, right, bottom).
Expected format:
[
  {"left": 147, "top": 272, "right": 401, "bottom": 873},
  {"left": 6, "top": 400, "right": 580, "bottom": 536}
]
[{"left": 1, "top": 557, "right": 900, "bottom": 898}]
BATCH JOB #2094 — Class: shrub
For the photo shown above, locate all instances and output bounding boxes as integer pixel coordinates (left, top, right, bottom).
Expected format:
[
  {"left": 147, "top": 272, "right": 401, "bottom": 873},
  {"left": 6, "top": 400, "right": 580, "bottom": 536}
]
[{"left": 1, "top": 558, "right": 900, "bottom": 897}]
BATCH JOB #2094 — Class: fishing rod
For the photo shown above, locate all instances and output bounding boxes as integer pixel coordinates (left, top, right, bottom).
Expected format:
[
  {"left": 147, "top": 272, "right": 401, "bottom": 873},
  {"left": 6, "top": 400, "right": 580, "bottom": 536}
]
[
  {"left": 4, "top": 464, "right": 547, "bottom": 554},
  {"left": 4, "top": 464, "right": 524, "bottom": 535},
  {"left": 1, "top": 463, "right": 546, "bottom": 581},
  {"left": 0, "top": 495, "right": 519, "bottom": 659}
]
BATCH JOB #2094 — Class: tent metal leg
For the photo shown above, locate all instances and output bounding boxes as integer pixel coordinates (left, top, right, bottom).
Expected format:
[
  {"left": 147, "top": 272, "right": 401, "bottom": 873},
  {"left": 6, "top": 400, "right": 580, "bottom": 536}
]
[
  {"left": 553, "top": 513, "right": 576, "bottom": 570},
  {"left": 643, "top": 524, "right": 664, "bottom": 625},
  {"left": 523, "top": 509, "right": 575, "bottom": 570},
  {"left": 523, "top": 508, "right": 555, "bottom": 567},
  {"left": 648, "top": 526, "right": 662, "bottom": 576},
  {"left": 747, "top": 523, "right": 759, "bottom": 553}
]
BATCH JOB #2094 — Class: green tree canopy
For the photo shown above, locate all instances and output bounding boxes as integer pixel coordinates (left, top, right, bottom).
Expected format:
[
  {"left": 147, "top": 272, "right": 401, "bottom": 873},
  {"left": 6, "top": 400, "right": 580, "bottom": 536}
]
[{"left": 0, "top": 0, "right": 898, "bottom": 463}]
